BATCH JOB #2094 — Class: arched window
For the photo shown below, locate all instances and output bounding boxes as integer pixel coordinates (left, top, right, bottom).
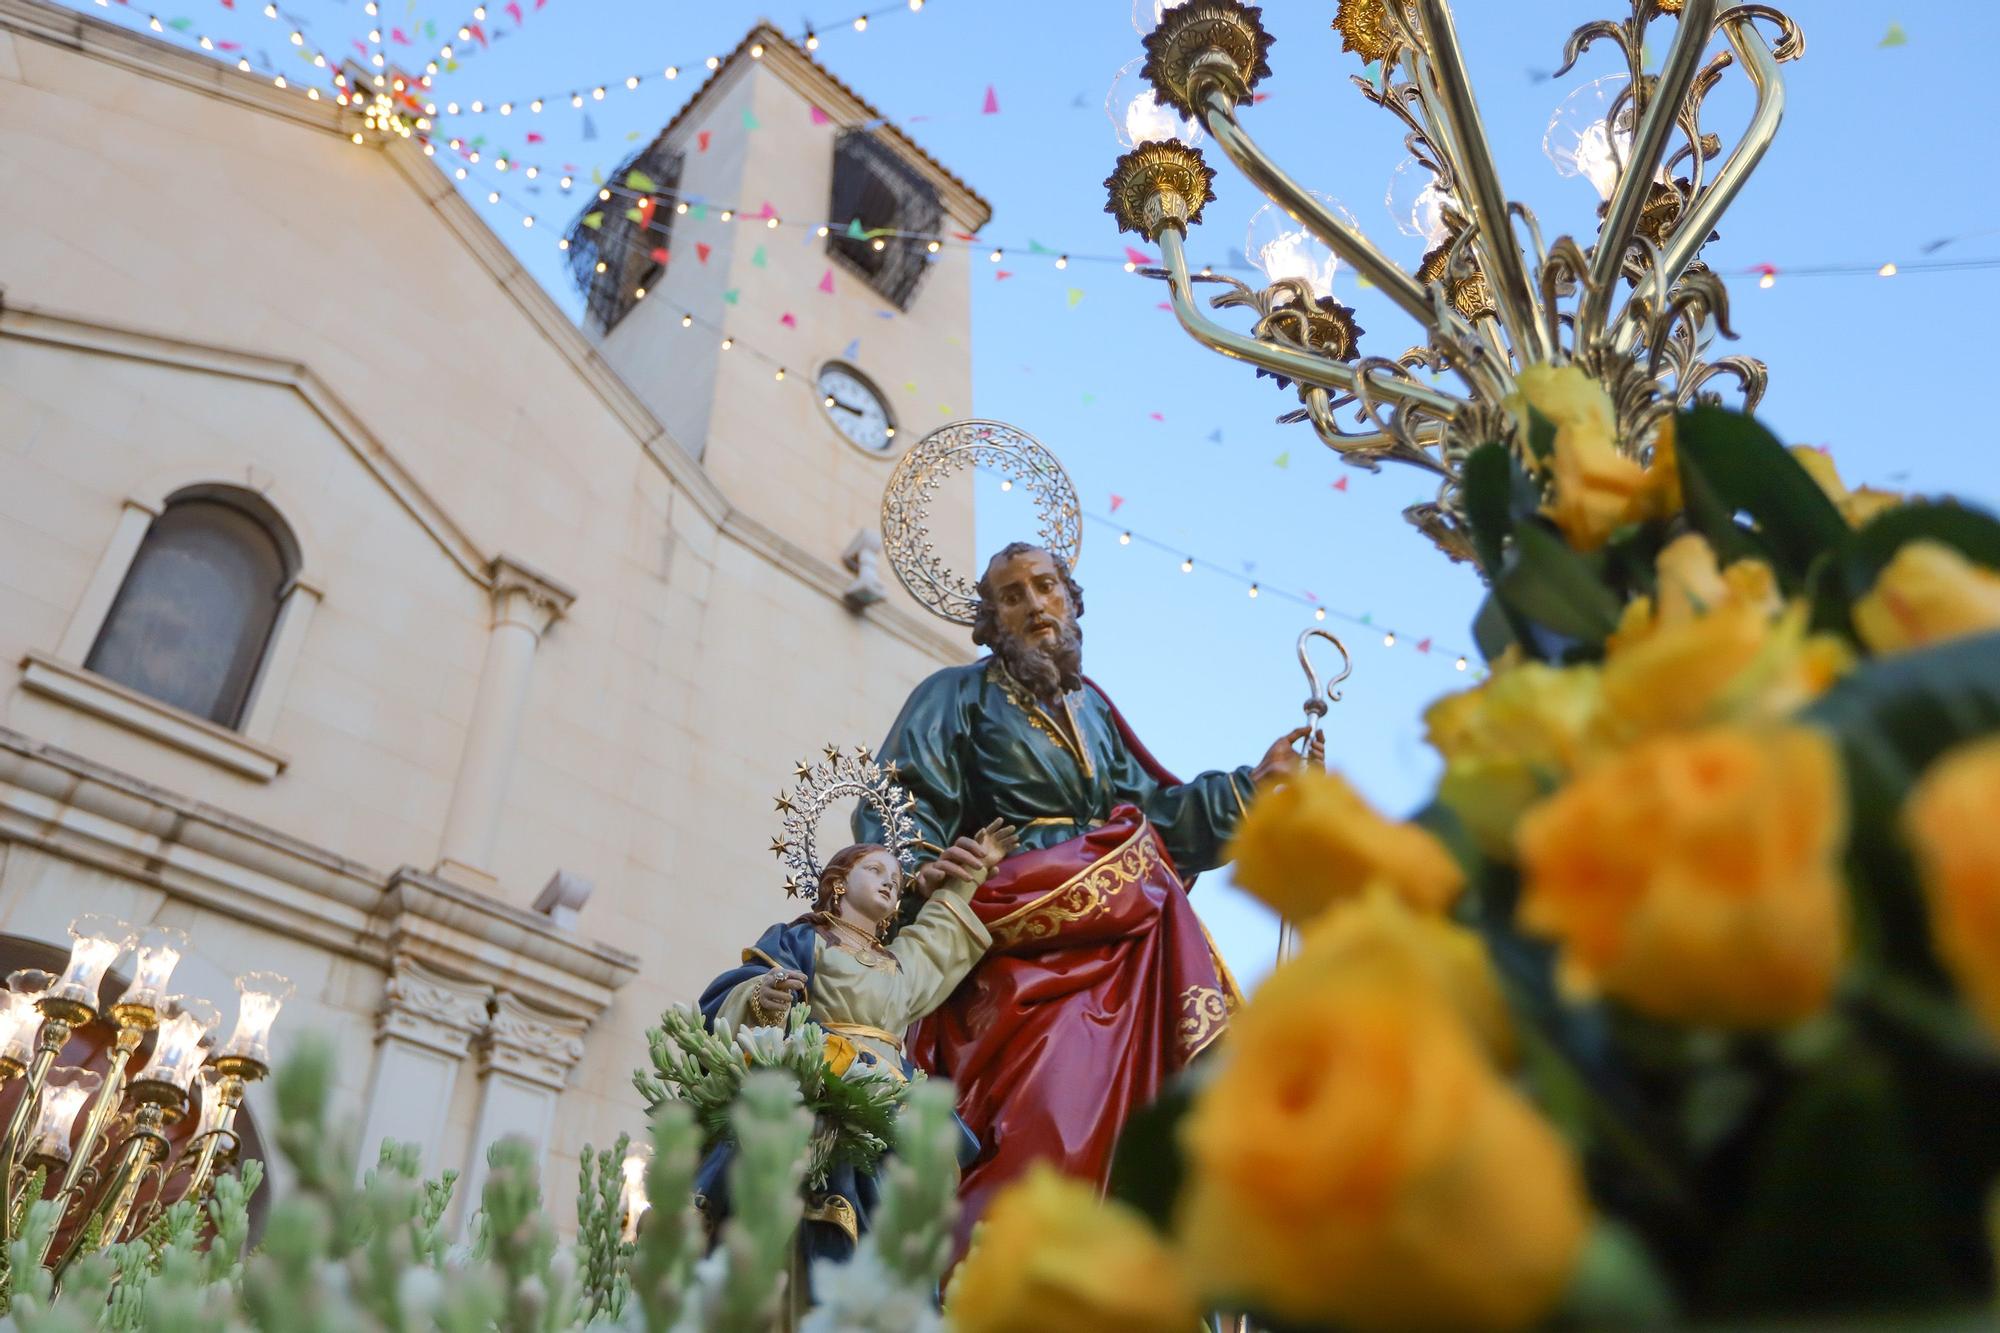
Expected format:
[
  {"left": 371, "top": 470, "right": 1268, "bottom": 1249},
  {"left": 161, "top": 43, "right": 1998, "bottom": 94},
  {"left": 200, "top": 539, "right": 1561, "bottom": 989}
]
[{"left": 84, "top": 489, "right": 298, "bottom": 728}]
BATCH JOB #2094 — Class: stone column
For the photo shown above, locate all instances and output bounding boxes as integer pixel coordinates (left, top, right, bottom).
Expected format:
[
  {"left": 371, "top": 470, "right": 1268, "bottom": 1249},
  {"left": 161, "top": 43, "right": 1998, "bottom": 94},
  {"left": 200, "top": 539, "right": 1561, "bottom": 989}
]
[
  {"left": 456, "top": 991, "right": 589, "bottom": 1225},
  {"left": 436, "top": 554, "right": 575, "bottom": 891},
  {"left": 355, "top": 956, "right": 494, "bottom": 1180}
]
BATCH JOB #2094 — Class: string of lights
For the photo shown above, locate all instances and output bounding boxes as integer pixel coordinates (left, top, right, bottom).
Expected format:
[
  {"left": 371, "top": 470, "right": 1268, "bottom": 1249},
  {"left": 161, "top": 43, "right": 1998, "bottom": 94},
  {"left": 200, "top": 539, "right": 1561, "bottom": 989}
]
[{"left": 425, "top": 0, "right": 935, "bottom": 118}]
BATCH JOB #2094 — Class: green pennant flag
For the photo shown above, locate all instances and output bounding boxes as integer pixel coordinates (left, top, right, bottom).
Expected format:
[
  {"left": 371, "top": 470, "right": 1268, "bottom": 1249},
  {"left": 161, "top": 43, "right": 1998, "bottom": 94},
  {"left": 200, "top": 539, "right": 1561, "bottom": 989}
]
[
  {"left": 1361, "top": 612, "right": 1373, "bottom": 625},
  {"left": 167, "top": 16, "right": 192, "bottom": 30},
  {"left": 1273, "top": 451, "right": 1290, "bottom": 468},
  {"left": 590, "top": 167, "right": 604, "bottom": 185},
  {"left": 423, "top": 19, "right": 435, "bottom": 36},
  {"left": 1028, "top": 239, "right": 1054, "bottom": 255},
  {"left": 722, "top": 288, "right": 740, "bottom": 305},
  {"left": 1081, "top": 392, "right": 1097, "bottom": 405},
  {"left": 742, "top": 108, "right": 761, "bottom": 130},
  {"left": 904, "top": 380, "right": 917, "bottom": 393},
  {"left": 581, "top": 212, "right": 604, "bottom": 230},
  {"left": 689, "top": 203, "right": 707, "bottom": 220},
  {"left": 444, "top": 58, "right": 458, "bottom": 72},
  {"left": 470, "top": 135, "right": 487, "bottom": 148},
  {"left": 624, "top": 208, "right": 643, "bottom": 222},
  {"left": 846, "top": 218, "right": 868, "bottom": 240},
  {"left": 1066, "top": 288, "right": 1084, "bottom": 308},
  {"left": 626, "top": 130, "right": 641, "bottom": 141},
  {"left": 626, "top": 169, "right": 657, "bottom": 192},
  {"left": 751, "top": 246, "right": 767, "bottom": 268},
  {"left": 1879, "top": 22, "right": 1907, "bottom": 46}
]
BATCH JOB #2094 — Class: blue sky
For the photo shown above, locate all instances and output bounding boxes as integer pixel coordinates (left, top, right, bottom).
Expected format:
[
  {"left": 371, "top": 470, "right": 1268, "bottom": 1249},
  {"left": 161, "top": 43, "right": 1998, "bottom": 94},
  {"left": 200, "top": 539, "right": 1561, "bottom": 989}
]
[{"left": 72, "top": 0, "right": 2000, "bottom": 985}]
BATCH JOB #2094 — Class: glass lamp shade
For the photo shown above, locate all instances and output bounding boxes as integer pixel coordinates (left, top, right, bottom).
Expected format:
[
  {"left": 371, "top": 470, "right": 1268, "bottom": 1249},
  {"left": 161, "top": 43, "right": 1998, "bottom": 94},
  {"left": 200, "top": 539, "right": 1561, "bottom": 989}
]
[
  {"left": 134, "top": 997, "right": 220, "bottom": 1094},
  {"left": 617, "top": 1149, "right": 651, "bottom": 1243},
  {"left": 1106, "top": 57, "right": 1202, "bottom": 150},
  {"left": 1543, "top": 74, "right": 1636, "bottom": 202},
  {"left": 0, "top": 971, "right": 52, "bottom": 1070},
  {"left": 216, "top": 972, "right": 294, "bottom": 1072},
  {"left": 115, "top": 924, "right": 192, "bottom": 1019},
  {"left": 1245, "top": 194, "right": 1356, "bottom": 296},
  {"left": 28, "top": 1065, "right": 103, "bottom": 1162},
  {"left": 47, "top": 914, "right": 134, "bottom": 1017},
  {"left": 193, "top": 1067, "right": 238, "bottom": 1138}
]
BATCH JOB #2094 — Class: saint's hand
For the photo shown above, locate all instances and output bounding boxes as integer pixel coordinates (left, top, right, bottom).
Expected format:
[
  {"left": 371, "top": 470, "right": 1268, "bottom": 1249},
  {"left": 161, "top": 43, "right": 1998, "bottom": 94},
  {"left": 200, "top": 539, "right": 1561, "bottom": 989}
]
[
  {"left": 971, "top": 818, "right": 1020, "bottom": 869},
  {"left": 1252, "top": 725, "right": 1324, "bottom": 784}
]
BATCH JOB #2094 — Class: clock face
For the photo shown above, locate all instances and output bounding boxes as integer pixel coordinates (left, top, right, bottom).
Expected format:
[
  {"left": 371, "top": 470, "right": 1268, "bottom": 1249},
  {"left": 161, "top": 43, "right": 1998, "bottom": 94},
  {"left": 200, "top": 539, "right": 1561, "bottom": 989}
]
[{"left": 816, "top": 362, "right": 897, "bottom": 454}]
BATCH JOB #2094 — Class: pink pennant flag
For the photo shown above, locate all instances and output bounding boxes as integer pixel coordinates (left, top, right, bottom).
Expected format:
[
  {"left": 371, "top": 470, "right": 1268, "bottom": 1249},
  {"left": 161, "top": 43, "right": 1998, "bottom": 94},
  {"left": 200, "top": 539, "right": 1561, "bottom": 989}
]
[
  {"left": 1156, "top": 302, "right": 1172, "bottom": 310},
  {"left": 994, "top": 270, "right": 1014, "bottom": 281},
  {"left": 217, "top": 39, "right": 239, "bottom": 49},
  {"left": 390, "top": 26, "right": 410, "bottom": 43},
  {"left": 1148, "top": 412, "right": 1164, "bottom": 422},
  {"left": 1332, "top": 476, "right": 1349, "bottom": 492},
  {"left": 1303, "top": 591, "right": 1320, "bottom": 603},
  {"left": 351, "top": 39, "right": 369, "bottom": 56},
  {"left": 780, "top": 312, "right": 797, "bottom": 328},
  {"left": 758, "top": 201, "right": 777, "bottom": 219},
  {"left": 951, "top": 230, "right": 976, "bottom": 242},
  {"left": 1417, "top": 638, "right": 1433, "bottom": 654},
  {"left": 467, "top": 22, "right": 487, "bottom": 46},
  {"left": 696, "top": 242, "right": 712, "bottom": 264},
  {"left": 1109, "top": 494, "right": 1125, "bottom": 513},
  {"left": 697, "top": 130, "right": 711, "bottom": 152},
  {"left": 525, "top": 131, "right": 543, "bottom": 143},
  {"left": 1125, "top": 245, "right": 1156, "bottom": 266},
  {"left": 981, "top": 85, "right": 999, "bottom": 114},
  {"left": 810, "top": 106, "right": 832, "bottom": 125},
  {"left": 1252, "top": 92, "right": 1271, "bottom": 103},
  {"left": 505, "top": 0, "right": 521, "bottom": 21}
]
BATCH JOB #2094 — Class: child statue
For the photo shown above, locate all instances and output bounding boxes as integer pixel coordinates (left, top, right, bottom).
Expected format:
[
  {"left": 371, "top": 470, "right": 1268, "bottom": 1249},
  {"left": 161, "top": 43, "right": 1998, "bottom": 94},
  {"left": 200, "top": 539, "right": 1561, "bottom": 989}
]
[{"left": 694, "top": 747, "right": 1015, "bottom": 1278}]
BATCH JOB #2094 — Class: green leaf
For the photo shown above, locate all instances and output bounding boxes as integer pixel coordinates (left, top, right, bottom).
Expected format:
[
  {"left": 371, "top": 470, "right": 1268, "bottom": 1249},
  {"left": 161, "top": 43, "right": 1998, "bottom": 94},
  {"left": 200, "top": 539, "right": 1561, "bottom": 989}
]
[
  {"left": 1105, "top": 1068, "right": 1203, "bottom": 1231},
  {"left": 1844, "top": 499, "right": 2000, "bottom": 596},
  {"left": 1674, "top": 406, "right": 1846, "bottom": 583},
  {"left": 1471, "top": 591, "right": 1520, "bottom": 662},
  {"left": 1495, "top": 522, "right": 1624, "bottom": 648},
  {"left": 1461, "top": 441, "right": 1517, "bottom": 576},
  {"left": 1524, "top": 405, "right": 1556, "bottom": 464},
  {"left": 1558, "top": 1219, "right": 1679, "bottom": 1330}
]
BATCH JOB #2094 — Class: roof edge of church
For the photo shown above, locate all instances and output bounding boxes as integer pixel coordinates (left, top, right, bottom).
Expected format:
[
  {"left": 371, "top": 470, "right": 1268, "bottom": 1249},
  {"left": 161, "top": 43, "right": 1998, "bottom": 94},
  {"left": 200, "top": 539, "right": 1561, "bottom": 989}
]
[{"left": 649, "top": 22, "right": 993, "bottom": 232}]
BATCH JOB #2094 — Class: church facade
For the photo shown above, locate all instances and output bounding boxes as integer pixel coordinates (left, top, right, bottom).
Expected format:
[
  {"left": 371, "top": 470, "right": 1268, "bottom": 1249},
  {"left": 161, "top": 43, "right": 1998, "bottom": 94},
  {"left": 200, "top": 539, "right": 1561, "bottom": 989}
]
[{"left": 0, "top": 0, "right": 985, "bottom": 1223}]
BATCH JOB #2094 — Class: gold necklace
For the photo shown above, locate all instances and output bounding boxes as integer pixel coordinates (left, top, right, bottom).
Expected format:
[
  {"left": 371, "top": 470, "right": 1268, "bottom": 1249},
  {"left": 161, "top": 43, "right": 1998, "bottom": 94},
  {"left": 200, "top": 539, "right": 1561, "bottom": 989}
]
[{"left": 821, "top": 913, "right": 896, "bottom": 967}]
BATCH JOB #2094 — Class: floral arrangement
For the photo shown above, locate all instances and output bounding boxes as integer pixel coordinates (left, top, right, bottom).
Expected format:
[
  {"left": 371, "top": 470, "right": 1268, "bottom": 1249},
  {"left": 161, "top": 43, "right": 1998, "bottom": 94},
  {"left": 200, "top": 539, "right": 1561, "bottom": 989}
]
[
  {"left": 632, "top": 1004, "right": 908, "bottom": 1192},
  {"left": 946, "top": 392, "right": 2000, "bottom": 1331}
]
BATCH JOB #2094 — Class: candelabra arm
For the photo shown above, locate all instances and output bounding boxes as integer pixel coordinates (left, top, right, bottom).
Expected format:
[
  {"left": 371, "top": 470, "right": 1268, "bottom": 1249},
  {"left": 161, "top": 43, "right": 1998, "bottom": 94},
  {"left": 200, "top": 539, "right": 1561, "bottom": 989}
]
[
  {"left": 1652, "top": 13, "right": 1784, "bottom": 288},
  {"left": 49, "top": 1104, "right": 167, "bottom": 1284},
  {"left": 54, "top": 1026, "right": 139, "bottom": 1206},
  {"left": 1196, "top": 88, "right": 1436, "bottom": 326},
  {"left": 1411, "top": 0, "right": 1551, "bottom": 365},
  {"left": 1157, "top": 228, "right": 1463, "bottom": 417},
  {"left": 0, "top": 1021, "right": 71, "bottom": 1246},
  {"left": 1581, "top": 0, "right": 1717, "bottom": 342},
  {"left": 174, "top": 1074, "right": 245, "bottom": 1206}
]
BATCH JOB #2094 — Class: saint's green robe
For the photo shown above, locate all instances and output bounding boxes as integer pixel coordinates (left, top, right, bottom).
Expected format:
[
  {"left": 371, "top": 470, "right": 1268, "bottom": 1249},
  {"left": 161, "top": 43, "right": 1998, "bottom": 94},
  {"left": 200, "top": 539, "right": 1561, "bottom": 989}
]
[{"left": 854, "top": 658, "right": 1256, "bottom": 873}]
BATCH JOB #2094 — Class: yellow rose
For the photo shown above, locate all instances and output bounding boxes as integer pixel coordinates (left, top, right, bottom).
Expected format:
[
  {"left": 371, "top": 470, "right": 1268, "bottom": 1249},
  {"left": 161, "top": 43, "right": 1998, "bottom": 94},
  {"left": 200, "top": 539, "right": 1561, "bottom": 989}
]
[
  {"left": 1425, "top": 662, "right": 1607, "bottom": 858},
  {"left": 1517, "top": 725, "right": 1848, "bottom": 1029},
  {"left": 821, "top": 1031, "right": 858, "bottom": 1077},
  {"left": 1904, "top": 736, "right": 2000, "bottom": 1044},
  {"left": 1602, "top": 536, "right": 1850, "bottom": 737},
  {"left": 1791, "top": 445, "right": 1903, "bottom": 529},
  {"left": 947, "top": 1163, "right": 1199, "bottom": 1333},
  {"left": 1853, "top": 540, "right": 2000, "bottom": 655},
  {"left": 1228, "top": 768, "right": 1464, "bottom": 919},
  {"left": 1515, "top": 364, "right": 1645, "bottom": 552},
  {"left": 1178, "top": 898, "right": 1586, "bottom": 1329}
]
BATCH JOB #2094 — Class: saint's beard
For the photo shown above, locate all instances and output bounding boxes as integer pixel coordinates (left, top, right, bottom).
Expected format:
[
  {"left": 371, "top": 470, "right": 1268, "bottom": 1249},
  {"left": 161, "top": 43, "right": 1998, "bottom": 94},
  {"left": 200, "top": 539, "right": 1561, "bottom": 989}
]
[{"left": 993, "top": 617, "right": 1084, "bottom": 699}]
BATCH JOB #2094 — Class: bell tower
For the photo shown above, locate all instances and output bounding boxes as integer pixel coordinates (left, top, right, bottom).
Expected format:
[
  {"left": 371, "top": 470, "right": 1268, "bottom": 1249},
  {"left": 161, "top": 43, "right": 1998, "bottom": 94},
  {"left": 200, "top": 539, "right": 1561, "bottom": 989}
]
[{"left": 571, "top": 25, "right": 990, "bottom": 589}]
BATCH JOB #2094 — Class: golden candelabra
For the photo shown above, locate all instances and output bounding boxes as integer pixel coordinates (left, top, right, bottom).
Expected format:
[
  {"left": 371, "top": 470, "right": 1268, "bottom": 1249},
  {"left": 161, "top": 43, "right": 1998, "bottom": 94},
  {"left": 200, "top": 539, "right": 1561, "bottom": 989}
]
[
  {"left": 1104, "top": 0, "right": 1803, "bottom": 563},
  {"left": 0, "top": 916, "right": 292, "bottom": 1280}
]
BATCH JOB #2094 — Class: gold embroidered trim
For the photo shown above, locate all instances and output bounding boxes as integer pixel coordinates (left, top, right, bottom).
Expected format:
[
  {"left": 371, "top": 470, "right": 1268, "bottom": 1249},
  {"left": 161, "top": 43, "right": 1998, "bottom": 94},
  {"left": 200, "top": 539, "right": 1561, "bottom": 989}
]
[
  {"left": 743, "top": 946, "right": 785, "bottom": 970},
  {"left": 1197, "top": 918, "right": 1247, "bottom": 1012},
  {"left": 1228, "top": 772, "right": 1254, "bottom": 821},
  {"left": 988, "top": 822, "right": 1161, "bottom": 949},
  {"left": 803, "top": 1194, "right": 859, "bottom": 1244},
  {"left": 931, "top": 890, "right": 989, "bottom": 943},
  {"left": 987, "top": 660, "right": 1095, "bottom": 779},
  {"left": 1179, "top": 985, "right": 1230, "bottom": 1058}
]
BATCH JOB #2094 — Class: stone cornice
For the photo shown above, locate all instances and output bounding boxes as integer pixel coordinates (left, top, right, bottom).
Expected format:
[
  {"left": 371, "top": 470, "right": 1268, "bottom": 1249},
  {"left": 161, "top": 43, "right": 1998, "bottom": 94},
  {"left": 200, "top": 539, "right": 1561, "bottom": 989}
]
[
  {"left": 0, "top": 726, "right": 638, "bottom": 1020},
  {"left": 481, "top": 991, "right": 588, "bottom": 1090}
]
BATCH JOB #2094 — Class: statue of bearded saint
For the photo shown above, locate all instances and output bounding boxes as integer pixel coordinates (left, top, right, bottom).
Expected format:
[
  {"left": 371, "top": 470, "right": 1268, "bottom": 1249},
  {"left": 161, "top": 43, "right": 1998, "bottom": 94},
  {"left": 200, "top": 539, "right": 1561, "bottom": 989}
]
[{"left": 854, "top": 541, "right": 1321, "bottom": 1261}]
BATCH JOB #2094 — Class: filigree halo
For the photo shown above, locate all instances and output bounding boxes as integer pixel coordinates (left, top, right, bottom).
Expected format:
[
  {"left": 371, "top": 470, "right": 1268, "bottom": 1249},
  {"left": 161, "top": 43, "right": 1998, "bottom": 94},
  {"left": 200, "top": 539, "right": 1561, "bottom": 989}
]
[
  {"left": 771, "top": 746, "right": 920, "bottom": 900},
  {"left": 881, "top": 419, "right": 1083, "bottom": 627}
]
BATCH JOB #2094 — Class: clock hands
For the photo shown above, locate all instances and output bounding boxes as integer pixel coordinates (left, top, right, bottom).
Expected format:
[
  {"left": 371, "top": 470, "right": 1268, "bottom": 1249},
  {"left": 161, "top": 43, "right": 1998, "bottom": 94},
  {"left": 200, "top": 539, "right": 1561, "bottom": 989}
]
[{"left": 827, "top": 396, "right": 865, "bottom": 417}]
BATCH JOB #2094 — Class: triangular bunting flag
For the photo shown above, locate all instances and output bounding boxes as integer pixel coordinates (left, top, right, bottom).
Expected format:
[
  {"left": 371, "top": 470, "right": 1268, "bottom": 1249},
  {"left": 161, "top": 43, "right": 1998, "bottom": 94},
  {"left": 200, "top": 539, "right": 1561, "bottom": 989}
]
[
  {"left": 1333, "top": 476, "right": 1349, "bottom": 492},
  {"left": 1207, "top": 428, "right": 1223, "bottom": 443},
  {"left": 1081, "top": 393, "right": 1096, "bottom": 405},
  {"left": 1124, "top": 246, "right": 1156, "bottom": 266},
  {"left": 1148, "top": 412, "right": 1164, "bottom": 422},
  {"left": 749, "top": 245, "right": 767, "bottom": 267},
  {"left": 841, "top": 338, "right": 860, "bottom": 360},
  {"left": 696, "top": 242, "right": 712, "bottom": 263},
  {"left": 810, "top": 106, "right": 831, "bottom": 125},
  {"left": 904, "top": 381, "right": 917, "bottom": 393},
  {"left": 689, "top": 204, "right": 706, "bottom": 220},
  {"left": 505, "top": 0, "right": 520, "bottom": 21},
  {"left": 1066, "top": 288, "right": 1084, "bottom": 308},
  {"left": 1417, "top": 638, "right": 1432, "bottom": 654},
  {"left": 758, "top": 202, "right": 777, "bottom": 220},
  {"left": 742, "top": 109, "right": 761, "bottom": 130},
  {"left": 982, "top": 85, "right": 999, "bottom": 114},
  {"left": 780, "top": 312, "right": 796, "bottom": 327},
  {"left": 697, "top": 130, "right": 711, "bottom": 152},
  {"left": 624, "top": 208, "right": 643, "bottom": 222},
  {"left": 582, "top": 114, "right": 597, "bottom": 140},
  {"left": 1109, "top": 495, "right": 1125, "bottom": 513},
  {"left": 1273, "top": 451, "right": 1289, "bottom": 468},
  {"left": 846, "top": 218, "right": 868, "bottom": 239},
  {"left": 525, "top": 131, "right": 543, "bottom": 143},
  {"left": 722, "top": 288, "right": 739, "bottom": 304},
  {"left": 1028, "top": 239, "right": 1053, "bottom": 255},
  {"left": 994, "top": 270, "right": 1013, "bottom": 280},
  {"left": 650, "top": 247, "right": 669, "bottom": 263},
  {"left": 1879, "top": 22, "right": 1907, "bottom": 46},
  {"left": 581, "top": 211, "right": 603, "bottom": 230},
  {"left": 1070, "top": 92, "right": 1086, "bottom": 108},
  {"left": 819, "top": 269, "right": 836, "bottom": 294},
  {"left": 627, "top": 169, "right": 657, "bottom": 191}
]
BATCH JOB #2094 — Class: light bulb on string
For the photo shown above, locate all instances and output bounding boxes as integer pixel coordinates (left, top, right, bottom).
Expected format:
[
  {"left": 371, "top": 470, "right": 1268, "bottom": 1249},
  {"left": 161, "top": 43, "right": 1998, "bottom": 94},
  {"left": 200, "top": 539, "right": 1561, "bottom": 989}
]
[
  {"left": 1246, "top": 193, "right": 1354, "bottom": 296},
  {"left": 1106, "top": 56, "right": 1203, "bottom": 149},
  {"left": 1543, "top": 74, "right": 1636, "bottom": 201},
  {"left": 1181, "top": 557, "right": 1193, "bottom": 573},
  {"left": 1383, "top": 632, "right": 1397, "bottom": 647},
  {"left": 1386, "top": 157, "right": 1453, "bottom": 247},
  {"left": 1314, "top": 607, "right": 1327, "bottom": 621}
]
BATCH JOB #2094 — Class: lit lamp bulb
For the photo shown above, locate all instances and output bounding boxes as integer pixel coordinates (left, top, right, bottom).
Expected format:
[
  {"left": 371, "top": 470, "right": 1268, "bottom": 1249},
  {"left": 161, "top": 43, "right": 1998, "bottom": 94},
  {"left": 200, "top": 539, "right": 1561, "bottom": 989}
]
[
  {"left": 1245, "top": 195, "right": 1352, "bottom": 296},
  {"left": 215, "top": 972, "right": 293, "bottom": 1078},
  {"left": 115, "top": 924, "right": 191, "bottom": 1024},
  {"left": 1106, "top": 56, "right": 1203, "bottom": 149},
  {"left": 27, "top": 1067, "right": 102, "bottom": 1164},
  {"left": 45, "top": 915, "right": 132, "bottom": 1022},
  {"left": 617, "top": 1148, "right": 651, "bottom": 1243},
  {"left": 133, "top": 997, "right": 219, "bottom": 1101},
  {"left": 1386, "top": 157, "right": 1453, "bottom": 247},
  {"left": 1543, "top": 74, "right": 1636, "bottom": 201},
  {"left": 0, "top": 972, "right": 51, "bottom": 1076},
  {"left": 193, "top": 1067, "right": 235, "bottom": 1139}
]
